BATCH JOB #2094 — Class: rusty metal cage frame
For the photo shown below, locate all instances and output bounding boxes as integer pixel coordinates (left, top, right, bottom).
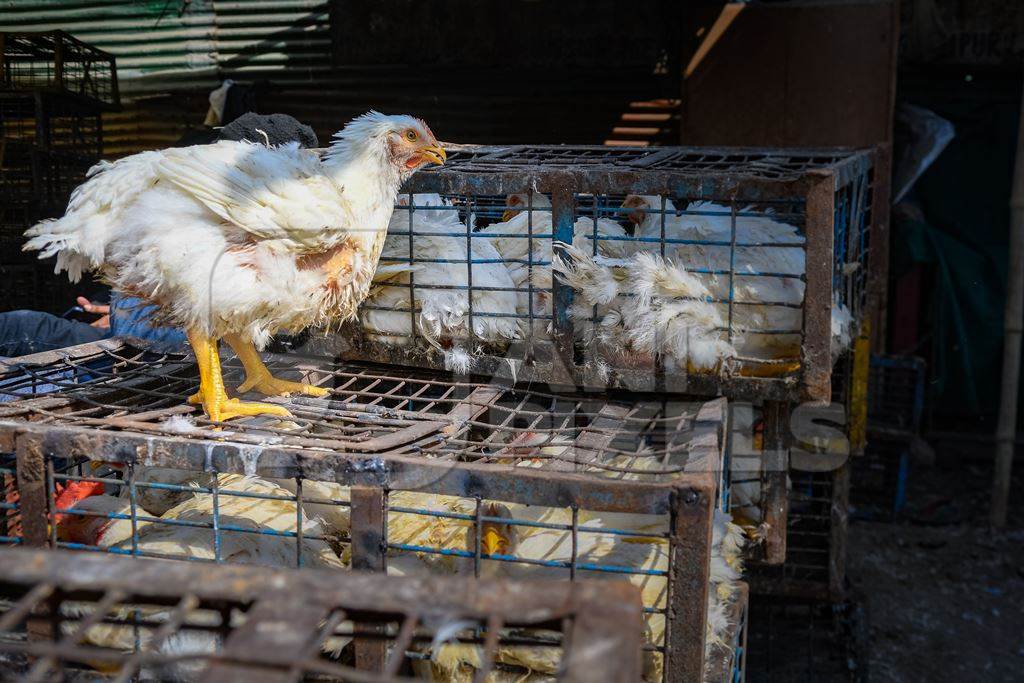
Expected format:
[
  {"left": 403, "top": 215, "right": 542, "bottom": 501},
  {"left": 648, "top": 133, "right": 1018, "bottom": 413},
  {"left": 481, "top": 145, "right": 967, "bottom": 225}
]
[
  {"left": 0, "top": 338, "right": 726, "bottom": 682},
  {"left": 321, "top": 143, "right": 879, "bottom": 403},
  {"left": 0, "top": 31, "right": 119, "bottom": 109},
  {"left": 0, "top": 547, "right": 643, "bottom": 682}
]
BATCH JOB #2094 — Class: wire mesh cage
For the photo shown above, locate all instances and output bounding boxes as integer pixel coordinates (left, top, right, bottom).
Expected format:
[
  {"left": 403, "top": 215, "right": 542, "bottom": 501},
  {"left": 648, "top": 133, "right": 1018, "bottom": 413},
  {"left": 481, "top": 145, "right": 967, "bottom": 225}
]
[
  {"left": 866, "top": 355, "right": 925, "bottom": 437},
  {"left": 745, "top": 592, "right": 868, "bottom": 683},
  {"left": 318, "top": 144, "right": 880, "bottom": 403},
  {"left": 0, "top": 31, "right": 118, "bottom": 108},
  {"left": 0, "top": 546, "right": 644, "bottom": 682},
  {"left": 0, "top": 93, "right": 102, "bottom": 213},
  {"left": 0, "top": 339, "right": 730, "bottom": 682},
  {"left": 749, "top": 463, "right": 850, "bottom": 601}
]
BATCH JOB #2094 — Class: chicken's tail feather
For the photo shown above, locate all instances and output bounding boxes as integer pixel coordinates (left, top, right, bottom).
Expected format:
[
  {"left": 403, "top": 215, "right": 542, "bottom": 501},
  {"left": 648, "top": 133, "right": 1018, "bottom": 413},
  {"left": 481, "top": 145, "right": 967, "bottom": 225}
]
[{"left": 23, "top": 218, "right": 92, "bottom": 282}]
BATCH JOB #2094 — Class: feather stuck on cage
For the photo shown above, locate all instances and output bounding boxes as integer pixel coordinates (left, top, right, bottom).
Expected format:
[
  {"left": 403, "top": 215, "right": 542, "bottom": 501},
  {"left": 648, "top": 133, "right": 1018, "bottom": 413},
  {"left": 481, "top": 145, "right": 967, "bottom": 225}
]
[
  {"left": 24, "top": 112, "right": 445, "bottom": 422},
  {"left": 623, "top": 195, "right": 856, "bottom": 365},
  {"left": 553, "top": 243, "right": 737, "bottom": 372}
]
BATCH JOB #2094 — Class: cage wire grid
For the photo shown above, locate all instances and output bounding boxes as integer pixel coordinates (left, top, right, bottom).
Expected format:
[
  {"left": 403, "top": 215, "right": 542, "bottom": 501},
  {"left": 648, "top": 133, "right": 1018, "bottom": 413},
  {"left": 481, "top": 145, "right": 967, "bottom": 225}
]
[
  {"left": 320, "top": 143, "right": 877, "bottom": 403},
  {"left": 0, "top": 339, "right": 725, "bottom": 682},
  {"left": 0, "top": 547, "right": 643, "bottom": 682},
  {"left": 0, "top": 31, "right": 119, "bottom": 109}
]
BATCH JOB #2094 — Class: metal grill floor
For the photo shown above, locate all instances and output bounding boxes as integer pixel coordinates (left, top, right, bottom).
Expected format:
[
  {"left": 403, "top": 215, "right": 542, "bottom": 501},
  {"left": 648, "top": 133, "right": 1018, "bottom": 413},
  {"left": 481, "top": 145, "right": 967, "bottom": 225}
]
[{"left": 0, "top": 339, "right": 722, "bottom": 482}]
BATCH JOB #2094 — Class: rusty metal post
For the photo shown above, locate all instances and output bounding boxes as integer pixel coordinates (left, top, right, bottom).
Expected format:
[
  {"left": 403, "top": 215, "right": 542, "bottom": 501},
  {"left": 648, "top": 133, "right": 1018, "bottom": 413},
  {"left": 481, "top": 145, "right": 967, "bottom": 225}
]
[
  {"left": 867, "top": 145, "right": 892, "bottom": 352},
  {"left": 350, "top": 485, "right": 386, "bottom": 671},
  {"left": 803, "top": 171, "right": 836, "bottom": 403},
  {"left": 666, "top": 483, "right": 713, "bottom": 683},
  {"left": 15, "top": 435, "right": 47, "bottom": 548},
  {"left": 848, "top": 322, "right": 872, "bottom": 456},
  {"left": 550, "top": 182, "right": 577, "bottom": 370},
  {"left": 761, "top": 400, "right": 790, "bottom": 565}
]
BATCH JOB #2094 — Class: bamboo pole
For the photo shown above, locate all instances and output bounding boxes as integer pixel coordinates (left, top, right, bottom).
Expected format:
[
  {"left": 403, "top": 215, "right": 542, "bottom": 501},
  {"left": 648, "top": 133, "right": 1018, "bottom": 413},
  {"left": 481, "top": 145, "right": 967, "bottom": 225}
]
[{"left": 991, "top": 79, "right": 1024, "bottom": 528}]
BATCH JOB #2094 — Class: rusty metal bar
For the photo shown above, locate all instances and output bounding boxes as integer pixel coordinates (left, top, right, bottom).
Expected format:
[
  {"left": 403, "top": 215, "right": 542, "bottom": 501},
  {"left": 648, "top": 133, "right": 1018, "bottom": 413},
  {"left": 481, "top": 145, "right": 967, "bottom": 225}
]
[
  {"left": 761, "top": 400, "right": 790, "bottom": 565},
  {"left": 665, "top": 480, "right": 715, "bottom": 683},
  {"left": 14, "top": 435, "right": 46, "bottom": 548},
  {"left": 803, "top": 171, "right": 837, "bottom": 403},
  {"left": 350, "top": 485, "right": 386, "bottom": 672},
  {"left": 564, "top": 580, "right": 644, "bottom": 683},
  {"left": 551, "top": 182, "right": 577, "bottom": 367},
  {"left": 0, "top": 421, "right": 702, "bottom": 514}
]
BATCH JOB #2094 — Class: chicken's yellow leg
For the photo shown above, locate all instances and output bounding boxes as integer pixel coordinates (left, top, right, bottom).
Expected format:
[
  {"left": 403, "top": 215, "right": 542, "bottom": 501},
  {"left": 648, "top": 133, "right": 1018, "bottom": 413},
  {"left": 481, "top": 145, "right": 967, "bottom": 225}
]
[
  {"left": 224, "top": 333, "right": 330, "bottom": 398},
  {"left": 187, "top": 330, "right": 292, "bottom": 421}
]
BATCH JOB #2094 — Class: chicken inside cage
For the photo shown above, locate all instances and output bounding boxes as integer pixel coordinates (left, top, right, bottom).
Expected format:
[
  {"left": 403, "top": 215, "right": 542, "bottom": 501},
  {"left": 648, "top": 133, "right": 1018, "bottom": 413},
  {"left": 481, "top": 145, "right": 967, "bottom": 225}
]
[{"left": 357, "top": 179, "right": 866, "bottom": 385}]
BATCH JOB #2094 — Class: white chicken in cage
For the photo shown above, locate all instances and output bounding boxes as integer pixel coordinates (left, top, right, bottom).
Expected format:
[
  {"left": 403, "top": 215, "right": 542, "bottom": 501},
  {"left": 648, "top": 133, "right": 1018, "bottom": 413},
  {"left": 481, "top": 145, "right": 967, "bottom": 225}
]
[
  {"left": 53, "top": 474, "right": 344, "bottom": 569},
  {"left": 553, "top": 244, "right": 737, "bottom": 373},
  {"left": 476, "top": 192, "right": 632, "bottom": 339},
  {"left": 623, "top": 194, "right": 854, "bottom": 365},
  {"left": 361, "top": 193, "right": 521, "bottom": 371},
  {"left": 383, "top": 482, "right": 745, "bottom": 683}
]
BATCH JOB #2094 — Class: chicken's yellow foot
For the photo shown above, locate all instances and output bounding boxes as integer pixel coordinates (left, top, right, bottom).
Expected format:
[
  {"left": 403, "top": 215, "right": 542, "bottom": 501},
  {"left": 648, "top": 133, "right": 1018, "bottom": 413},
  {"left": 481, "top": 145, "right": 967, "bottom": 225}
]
[
  {"left": 187, "top": 330, "right": 293, "bottom": 422},
  {"left": 224, "top": 333, "right": 330, "bottom": 398}
]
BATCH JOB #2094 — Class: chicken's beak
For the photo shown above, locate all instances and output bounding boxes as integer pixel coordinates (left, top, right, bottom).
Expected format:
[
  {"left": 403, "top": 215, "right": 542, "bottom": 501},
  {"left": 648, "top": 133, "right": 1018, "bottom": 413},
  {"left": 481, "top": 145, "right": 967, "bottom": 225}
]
[
  {"left": 420, "top": 145, "right": 447, "bottom": 166},
  {"left": 501, "top": 209, "right": 517, "bottom": 223},
  {"left": 481, "top": 526, "right": 508, "bottom": 557}
]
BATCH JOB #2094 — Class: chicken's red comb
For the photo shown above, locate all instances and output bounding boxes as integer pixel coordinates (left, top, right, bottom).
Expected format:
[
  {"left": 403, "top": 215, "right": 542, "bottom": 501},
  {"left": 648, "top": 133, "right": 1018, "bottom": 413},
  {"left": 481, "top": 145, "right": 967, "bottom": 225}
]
[{"left": 53, "top": 480, "right": 105, "bottom": 521}]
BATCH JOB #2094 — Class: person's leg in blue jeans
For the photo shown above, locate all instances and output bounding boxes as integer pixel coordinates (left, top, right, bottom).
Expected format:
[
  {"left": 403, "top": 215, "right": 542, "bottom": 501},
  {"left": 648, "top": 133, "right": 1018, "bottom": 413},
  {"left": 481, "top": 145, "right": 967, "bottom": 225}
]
[{"left": 0, "top": 310, "right": 107, "bottom": 358}]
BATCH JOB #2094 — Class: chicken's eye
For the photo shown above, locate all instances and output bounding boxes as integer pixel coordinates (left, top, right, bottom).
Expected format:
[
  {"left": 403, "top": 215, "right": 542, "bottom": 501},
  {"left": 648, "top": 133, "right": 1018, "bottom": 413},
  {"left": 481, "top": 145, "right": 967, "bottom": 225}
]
[{"left": 405, "top": 129, "right": 418, "bottom": 142}]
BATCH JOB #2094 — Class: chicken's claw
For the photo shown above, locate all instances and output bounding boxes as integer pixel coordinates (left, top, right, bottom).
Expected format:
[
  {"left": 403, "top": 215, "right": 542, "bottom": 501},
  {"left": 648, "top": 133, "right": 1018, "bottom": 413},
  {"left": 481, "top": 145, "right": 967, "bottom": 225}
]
[
  {"left": 207, "top": 396, "right": 292, "bottom": 422},
  {"left": 236, "top": 373, "right": 330, "bottom": 398}
]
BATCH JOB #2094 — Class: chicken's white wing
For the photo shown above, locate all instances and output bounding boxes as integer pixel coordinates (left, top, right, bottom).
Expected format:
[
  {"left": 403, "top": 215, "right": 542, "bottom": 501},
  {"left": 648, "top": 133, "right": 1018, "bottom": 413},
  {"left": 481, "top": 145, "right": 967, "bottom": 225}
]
[{"left": 157, "top": 141, "right": 358, "bottom": 252}]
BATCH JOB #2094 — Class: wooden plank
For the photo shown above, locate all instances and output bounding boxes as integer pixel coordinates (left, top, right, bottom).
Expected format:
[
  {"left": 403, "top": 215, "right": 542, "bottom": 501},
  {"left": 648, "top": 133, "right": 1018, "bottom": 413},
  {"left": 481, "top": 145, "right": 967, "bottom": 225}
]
[{"left": 681, "top": 2, "right": 898, "bottom": 147}]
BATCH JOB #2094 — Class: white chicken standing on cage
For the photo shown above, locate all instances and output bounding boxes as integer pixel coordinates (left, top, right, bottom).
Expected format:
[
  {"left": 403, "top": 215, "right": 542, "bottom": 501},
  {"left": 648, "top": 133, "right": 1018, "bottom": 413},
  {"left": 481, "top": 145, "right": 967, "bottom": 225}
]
[
  {"left": 25, "top": 111, "right": 445, "bottom": 422},
  {"left": 361, "top": 193, "right": 521, "bottom": 372}
]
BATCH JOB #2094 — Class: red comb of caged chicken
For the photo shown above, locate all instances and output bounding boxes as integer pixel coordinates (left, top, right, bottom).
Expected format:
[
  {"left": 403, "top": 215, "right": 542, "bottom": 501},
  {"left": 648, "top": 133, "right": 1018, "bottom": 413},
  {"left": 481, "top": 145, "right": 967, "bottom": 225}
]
[{"left": 53, "top": 480, "right": 106, "bottom": 523}]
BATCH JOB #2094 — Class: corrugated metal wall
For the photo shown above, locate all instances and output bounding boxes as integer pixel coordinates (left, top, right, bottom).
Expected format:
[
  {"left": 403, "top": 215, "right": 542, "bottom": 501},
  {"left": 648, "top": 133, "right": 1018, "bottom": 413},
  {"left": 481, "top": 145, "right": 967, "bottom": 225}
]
[
  {"left": 1, "top": 1, "right": 680, "bottom": 151},
  {"left": 0, "top": 0, "right": 331, "bottom": 154}
]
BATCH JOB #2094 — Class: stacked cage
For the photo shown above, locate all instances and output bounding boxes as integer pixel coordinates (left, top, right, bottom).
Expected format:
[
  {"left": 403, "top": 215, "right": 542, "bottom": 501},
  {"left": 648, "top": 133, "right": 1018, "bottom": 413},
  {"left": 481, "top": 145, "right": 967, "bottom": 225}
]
[
  {"left": 0, "top": 547, "right": 645, "bottom": 681},
  {"left": 0, "top": 340, "right": 730, "bottom": 682},
  {"left": 0, "top": 142, "right": 878, "bottom": 681},
  {"left": 747, "top": 341, "right": 867, "bottom": 602},
  {"left": 0, "top": 31, "right": 117, "bottom": 312}
]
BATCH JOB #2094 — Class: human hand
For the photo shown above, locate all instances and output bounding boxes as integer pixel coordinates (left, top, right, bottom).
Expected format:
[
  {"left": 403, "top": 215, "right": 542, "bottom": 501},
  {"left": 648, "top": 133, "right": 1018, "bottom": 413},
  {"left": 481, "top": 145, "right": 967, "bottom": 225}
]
[{"left": 76, "top": 296, "right": 111, "bottom": 329}]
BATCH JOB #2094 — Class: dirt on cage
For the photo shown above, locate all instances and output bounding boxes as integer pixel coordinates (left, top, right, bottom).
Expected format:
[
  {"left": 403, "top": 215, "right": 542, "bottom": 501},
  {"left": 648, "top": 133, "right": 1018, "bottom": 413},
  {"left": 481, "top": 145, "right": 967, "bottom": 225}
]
[{"left": 847, "top": 453, "right": 1024, "bottom": 683}]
